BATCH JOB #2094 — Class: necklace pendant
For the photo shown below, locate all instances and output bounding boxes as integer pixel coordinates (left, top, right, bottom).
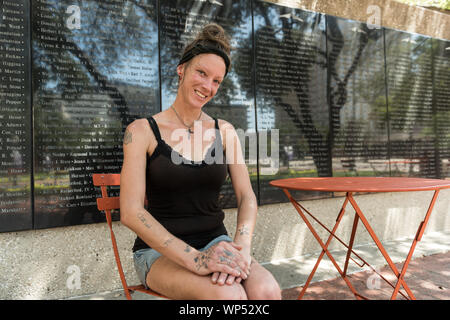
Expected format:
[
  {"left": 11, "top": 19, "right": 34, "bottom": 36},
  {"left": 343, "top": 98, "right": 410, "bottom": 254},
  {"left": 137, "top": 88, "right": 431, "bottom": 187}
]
[{"left": 188, "top": 128, "right": 193, "bottom": 139}]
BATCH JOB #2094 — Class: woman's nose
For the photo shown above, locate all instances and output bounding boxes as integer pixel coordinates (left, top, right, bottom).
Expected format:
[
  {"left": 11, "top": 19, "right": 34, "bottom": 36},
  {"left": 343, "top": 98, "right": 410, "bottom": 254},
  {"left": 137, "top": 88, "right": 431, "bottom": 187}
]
[{"left": 201, "top": 78, "right": 215, "bottom": 95}]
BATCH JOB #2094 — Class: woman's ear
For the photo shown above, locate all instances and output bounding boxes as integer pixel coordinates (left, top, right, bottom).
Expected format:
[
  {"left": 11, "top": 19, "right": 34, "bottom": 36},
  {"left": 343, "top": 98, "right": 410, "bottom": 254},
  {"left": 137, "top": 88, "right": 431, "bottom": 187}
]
[{"left": 177, "top": 64, "right": 185, "bottom": 82}]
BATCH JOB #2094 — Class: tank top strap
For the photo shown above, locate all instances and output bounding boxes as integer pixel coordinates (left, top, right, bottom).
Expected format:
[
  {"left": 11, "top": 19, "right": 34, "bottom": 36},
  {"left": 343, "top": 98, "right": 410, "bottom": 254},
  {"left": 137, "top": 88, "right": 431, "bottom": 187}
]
[
  {"left": 213, "top": 117, "right": 219, "bottom": 130},
  {"left": 213, "top": 117, "right": 222, "bottom": 142},
  {"left": 147, "top": 117, "right": 162, "bottom": 142},
  {"left": 212, "top": 117, "right": 224, "bottom": 153}
]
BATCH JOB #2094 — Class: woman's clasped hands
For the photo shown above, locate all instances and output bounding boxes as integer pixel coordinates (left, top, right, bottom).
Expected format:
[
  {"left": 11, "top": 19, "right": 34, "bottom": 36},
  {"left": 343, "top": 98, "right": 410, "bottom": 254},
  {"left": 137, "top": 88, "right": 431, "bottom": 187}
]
[{"left": 193, "top": 240, "right": 251, "bottom": 286}]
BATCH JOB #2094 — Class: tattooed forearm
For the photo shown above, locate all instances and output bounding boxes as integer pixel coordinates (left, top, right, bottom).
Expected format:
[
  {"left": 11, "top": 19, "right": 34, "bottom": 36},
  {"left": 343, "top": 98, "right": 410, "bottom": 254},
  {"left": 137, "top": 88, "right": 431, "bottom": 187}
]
[
  {"left": 123, "top": 129, "right": 132, "bottom": 145},
  {"left": 137, "top": 212, "right": 151, "bottom": 229},
  {"left": 184, "top": 245, "right": 192, "bottom": 253}
]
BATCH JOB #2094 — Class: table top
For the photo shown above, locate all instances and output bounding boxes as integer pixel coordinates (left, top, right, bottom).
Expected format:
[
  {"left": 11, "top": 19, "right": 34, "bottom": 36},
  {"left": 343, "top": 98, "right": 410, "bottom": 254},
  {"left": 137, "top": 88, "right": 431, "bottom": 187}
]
[{"left": 269, "top": 177, "right": 450, "bottom": 193}]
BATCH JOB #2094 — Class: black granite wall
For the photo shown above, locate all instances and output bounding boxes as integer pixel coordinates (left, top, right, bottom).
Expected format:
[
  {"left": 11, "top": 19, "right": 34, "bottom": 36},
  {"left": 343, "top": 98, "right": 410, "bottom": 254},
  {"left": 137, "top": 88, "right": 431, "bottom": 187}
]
[{"left": 0, "top": 0, "right": 448, "bottom": 232}]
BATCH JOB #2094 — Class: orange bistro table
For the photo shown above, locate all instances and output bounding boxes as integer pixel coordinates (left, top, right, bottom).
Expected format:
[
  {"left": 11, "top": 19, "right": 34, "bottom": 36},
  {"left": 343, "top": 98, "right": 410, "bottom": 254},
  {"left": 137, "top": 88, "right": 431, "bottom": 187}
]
[{"left": 269, "top": 177, "right": 450, "bottom": 300}]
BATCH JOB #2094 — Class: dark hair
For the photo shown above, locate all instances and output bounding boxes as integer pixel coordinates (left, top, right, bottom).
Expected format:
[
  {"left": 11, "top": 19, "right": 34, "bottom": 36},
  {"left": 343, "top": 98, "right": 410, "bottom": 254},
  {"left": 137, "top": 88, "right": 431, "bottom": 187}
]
[{"left": 178, "top": 23, "right": 232, "bottom": 76}]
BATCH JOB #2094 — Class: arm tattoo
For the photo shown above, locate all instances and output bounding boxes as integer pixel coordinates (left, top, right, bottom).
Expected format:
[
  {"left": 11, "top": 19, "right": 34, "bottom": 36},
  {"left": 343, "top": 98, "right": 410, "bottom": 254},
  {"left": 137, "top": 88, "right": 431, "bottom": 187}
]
[
  {"left": 124, "top": 130, "right": 132, "bottom": 145},
  {"left": 184, "top": 245, "right": 192, "bottom": 253},
  {"left": 238, "top": 224, "right": 250, "bottom": 236},
  {"left": 163, "top": 237, "right": 174, "bottom": 247},
  {"left": 137, "top": 212, "right": 151, "bottom": 229}
]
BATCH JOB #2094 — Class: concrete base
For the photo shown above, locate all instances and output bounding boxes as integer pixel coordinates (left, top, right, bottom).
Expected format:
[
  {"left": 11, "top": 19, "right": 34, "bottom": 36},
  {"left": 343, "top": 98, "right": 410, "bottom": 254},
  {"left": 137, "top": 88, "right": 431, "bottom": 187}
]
[{"left": 1, "top": 189, "right": 449, "bottom": 299}]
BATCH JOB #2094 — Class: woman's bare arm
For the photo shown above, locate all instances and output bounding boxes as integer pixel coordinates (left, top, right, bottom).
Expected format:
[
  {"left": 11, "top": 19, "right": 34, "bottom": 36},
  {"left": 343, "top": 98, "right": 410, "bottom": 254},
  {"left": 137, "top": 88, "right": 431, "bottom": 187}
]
[
  {"left": 211, "top": 120, "right": 257, "bottom": 285},
  {"left": 222, "top": 121, "right": 257, "bottom": 256}
]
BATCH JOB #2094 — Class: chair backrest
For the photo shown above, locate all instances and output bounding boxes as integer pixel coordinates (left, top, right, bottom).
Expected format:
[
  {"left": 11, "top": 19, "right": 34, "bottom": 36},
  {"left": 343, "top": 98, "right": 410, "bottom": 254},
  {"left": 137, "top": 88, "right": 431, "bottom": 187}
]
[
  {"left": 92, "top": 173, "right": 165, "bottom": 300},
  {"left": 93, "top": 173, "right": 121, "bottom": 213}
]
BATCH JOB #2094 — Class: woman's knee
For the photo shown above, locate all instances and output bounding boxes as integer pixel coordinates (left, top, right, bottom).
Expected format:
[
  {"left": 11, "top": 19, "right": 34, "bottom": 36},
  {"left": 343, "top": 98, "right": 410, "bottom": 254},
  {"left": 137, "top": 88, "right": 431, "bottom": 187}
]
[
  {"left": 207, "top": 283, "right": 248, "bottom": 300},
  {"left": 247, "top": 279, "right": 282, "bottom": 300}
]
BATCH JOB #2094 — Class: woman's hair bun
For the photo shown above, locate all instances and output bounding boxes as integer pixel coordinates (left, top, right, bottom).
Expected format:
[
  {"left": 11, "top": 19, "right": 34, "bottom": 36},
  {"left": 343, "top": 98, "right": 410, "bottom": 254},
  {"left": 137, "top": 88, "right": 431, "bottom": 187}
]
[{"left": 195, "top": 23, "right": 231, "bottom": 56}]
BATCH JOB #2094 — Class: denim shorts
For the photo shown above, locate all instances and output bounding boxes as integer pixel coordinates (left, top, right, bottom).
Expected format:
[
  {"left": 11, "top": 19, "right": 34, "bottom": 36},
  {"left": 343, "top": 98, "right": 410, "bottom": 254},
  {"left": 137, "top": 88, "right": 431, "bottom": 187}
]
[{"left": 133, "top": 234, "right": 232, "bottom": 289}]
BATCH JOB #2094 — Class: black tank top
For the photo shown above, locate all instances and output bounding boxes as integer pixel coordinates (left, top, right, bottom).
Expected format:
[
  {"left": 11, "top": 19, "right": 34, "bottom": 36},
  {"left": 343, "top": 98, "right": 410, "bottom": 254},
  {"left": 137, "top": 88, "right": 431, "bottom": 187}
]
[{"left": 132, "top": 116, "right": 229, "bottom": 252}]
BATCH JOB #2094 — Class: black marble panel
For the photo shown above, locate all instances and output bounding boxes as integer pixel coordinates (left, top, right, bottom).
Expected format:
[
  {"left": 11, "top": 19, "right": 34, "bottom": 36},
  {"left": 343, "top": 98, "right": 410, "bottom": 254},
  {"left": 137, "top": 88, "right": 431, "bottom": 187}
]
[
  {"left": 385, "top": 29, "right": 436, "bottom": 178},
  {"left": 327, "top": 16, "right": 388, "bottom": 177},
  {"left": 1, "top": 0, "right": 449, "bottom": 233},
  {"left": 32, "top": 0, "right": 159, "bottom": 228},
  {"left": 432, "top": 38, "right": 450, "bottom": 179},
  {"left": 253, "top": 1, "right": 330, "bottom": 204},
  {"left": 159, "top": 0, "right": 255, "bottom": 208},
  {"left": 0, "top": 0, "right": 32, "bottom": 232}
]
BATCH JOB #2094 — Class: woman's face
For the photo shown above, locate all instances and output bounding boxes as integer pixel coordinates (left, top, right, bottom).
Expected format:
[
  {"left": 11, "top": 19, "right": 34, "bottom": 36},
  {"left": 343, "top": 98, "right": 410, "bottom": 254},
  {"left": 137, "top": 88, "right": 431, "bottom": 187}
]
[{"left": 177, "top": 53, "right": 226, "bottom": 110}]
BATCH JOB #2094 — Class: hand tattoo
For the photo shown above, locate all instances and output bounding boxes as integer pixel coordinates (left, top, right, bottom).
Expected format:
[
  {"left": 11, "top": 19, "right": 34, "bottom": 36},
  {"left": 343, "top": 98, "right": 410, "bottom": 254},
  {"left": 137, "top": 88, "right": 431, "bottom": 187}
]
[
  {"left": 223, "top": 249, "right": 233, "bottom": 257},
  {"left": 194, "top": 247, "right": 212, "bottom": 271},
  {"left": 219, "top": 256, "right": 232, "bottom": 265}
]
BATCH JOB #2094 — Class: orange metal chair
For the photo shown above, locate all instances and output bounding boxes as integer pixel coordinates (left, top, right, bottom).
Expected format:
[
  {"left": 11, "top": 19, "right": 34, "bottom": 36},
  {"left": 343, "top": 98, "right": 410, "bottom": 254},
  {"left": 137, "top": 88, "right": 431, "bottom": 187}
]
[{"left": 92, "top": 173, "right": 167, "bottom": 300}]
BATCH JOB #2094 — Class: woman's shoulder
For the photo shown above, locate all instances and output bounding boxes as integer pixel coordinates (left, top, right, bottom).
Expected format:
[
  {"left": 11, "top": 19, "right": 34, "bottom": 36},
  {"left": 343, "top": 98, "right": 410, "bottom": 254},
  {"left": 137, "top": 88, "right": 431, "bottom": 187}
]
[
  {"left": 215, "top": 118, "right": 237, "bottom": 137},
  {"left": 126, "top": 118, "right": 150, "bottom": 133},
  {"left": 127, "top": 110, "right": 164, "bottom": 130},
  {"left": 200, "top": 114, "right": 235, "bottom": 135},
  {"left": 124, "top": 115, "right": 160, "bottom": 144},
  {"left": 217, "top": 118, "right": 234, "bottom": 128}
]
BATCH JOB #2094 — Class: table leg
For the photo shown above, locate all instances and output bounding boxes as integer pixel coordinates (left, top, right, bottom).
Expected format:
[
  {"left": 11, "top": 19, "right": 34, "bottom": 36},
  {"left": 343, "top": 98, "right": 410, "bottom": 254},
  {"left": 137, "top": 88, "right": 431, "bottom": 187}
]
[
  {"left": 347, "top": 193, "right": 416, "bottom": 299},
  {"left": 343, "top": 201, "right": 360, "bottom": 277},
  {"left": 299, "top": 196, "right": 350, "bottom": 299},
  {"left": 282, "top": 189, "right": 361, "bottom": 300},
  {"left": 390, "top": 189, "right": 440, "bottom": 299}
]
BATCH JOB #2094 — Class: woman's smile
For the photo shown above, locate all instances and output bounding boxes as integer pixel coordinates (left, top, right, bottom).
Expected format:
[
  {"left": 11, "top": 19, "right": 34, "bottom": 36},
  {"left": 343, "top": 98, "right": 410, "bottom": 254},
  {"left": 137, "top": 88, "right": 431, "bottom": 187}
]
[{"left": 194, "top": 89, "right": 207, "bottom": 99}]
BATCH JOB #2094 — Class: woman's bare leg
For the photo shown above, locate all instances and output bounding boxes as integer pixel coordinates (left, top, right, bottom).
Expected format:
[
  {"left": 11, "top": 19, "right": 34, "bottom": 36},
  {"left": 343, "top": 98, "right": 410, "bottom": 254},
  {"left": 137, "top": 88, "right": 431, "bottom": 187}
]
[
  {"left": 241, "top": 258, "right": 282, "bottom": 300},
  {"left": 147, "top": 256, "right": 280, "bottom": 300},
  {"left": 147, "top": 255, "right": 247, "bottom": 300}
]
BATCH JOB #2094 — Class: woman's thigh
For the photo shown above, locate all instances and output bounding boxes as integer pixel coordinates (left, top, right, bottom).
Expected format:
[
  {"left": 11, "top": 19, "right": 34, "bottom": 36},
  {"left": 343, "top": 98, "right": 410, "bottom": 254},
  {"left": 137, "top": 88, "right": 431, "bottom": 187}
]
[{"left": 147, "top": 255, "right": 247, "bottom": 300}]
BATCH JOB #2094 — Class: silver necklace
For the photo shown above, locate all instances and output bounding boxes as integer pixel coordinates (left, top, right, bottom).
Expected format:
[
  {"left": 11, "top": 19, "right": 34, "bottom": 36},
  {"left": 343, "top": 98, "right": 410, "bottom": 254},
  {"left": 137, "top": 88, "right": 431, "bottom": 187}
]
[{"left": 171, "top": 105, "right": 202, "bottom": 139}]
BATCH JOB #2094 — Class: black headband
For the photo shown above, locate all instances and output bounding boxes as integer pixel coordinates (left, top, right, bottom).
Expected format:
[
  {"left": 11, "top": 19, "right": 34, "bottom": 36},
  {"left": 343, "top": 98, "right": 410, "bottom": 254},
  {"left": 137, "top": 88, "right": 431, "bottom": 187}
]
[{"left": 178, "top": 43, "right": 231, "bottom": 77}]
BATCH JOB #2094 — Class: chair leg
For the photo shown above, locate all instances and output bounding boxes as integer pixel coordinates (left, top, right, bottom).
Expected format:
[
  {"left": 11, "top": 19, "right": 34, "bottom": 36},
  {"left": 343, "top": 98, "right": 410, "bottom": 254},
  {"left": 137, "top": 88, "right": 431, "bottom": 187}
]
[{"left": 105, "top": 211, "right": 133, "bottom": 300}]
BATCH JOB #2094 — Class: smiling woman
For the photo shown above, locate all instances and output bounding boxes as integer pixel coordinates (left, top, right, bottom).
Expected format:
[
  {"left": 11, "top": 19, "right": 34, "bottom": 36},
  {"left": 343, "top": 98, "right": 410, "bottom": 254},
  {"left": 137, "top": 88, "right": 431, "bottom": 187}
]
[{"left": 119, "top": 23, "right": 281, "bottom": 300}]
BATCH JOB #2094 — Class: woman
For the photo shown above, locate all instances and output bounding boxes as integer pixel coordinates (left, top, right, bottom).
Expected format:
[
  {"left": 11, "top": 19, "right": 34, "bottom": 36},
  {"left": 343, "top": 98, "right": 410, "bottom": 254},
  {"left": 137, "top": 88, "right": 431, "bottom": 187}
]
[{"left": 120, "top": 23, "right": 281, "bottom": 300}]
